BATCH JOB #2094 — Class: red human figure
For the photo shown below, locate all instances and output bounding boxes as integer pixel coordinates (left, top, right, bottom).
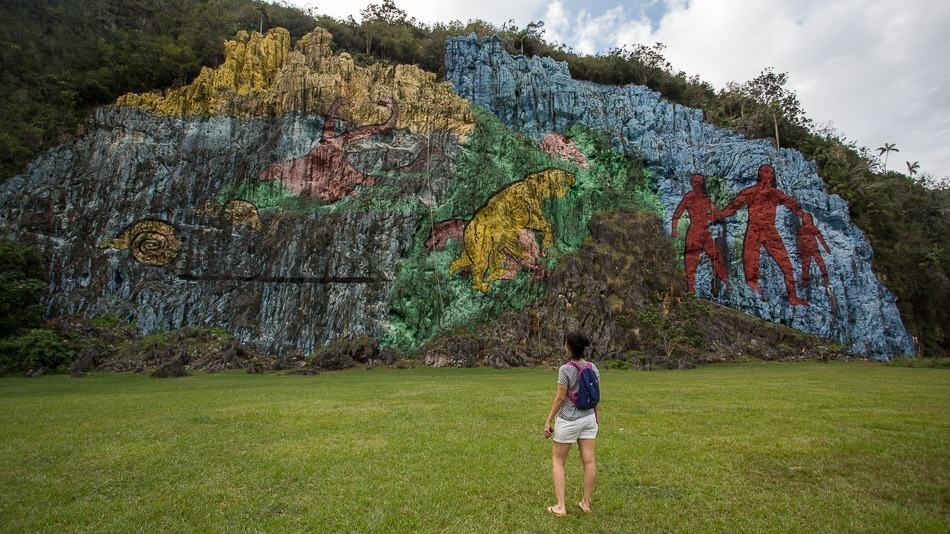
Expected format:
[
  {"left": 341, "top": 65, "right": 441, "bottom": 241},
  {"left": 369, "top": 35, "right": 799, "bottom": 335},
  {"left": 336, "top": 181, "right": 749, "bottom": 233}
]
[
  {"left": 259, "top": 96, "right": 398, "bottom": 202},
  {"left": 797, "top": 212, "right": 831, "bottom": 287},
  {"left": 671, "top": 173, "right": 730, "bottom": 292},
  {"left": 717, "top": 164, "right": 808, "bottom": 306}
]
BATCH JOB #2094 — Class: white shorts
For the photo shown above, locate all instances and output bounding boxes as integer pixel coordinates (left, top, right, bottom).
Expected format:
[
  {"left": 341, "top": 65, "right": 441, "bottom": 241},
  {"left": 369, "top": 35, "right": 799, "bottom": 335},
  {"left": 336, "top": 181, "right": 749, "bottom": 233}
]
[{"left": 553, "top": 413, "right": 598, "bottom": 443}]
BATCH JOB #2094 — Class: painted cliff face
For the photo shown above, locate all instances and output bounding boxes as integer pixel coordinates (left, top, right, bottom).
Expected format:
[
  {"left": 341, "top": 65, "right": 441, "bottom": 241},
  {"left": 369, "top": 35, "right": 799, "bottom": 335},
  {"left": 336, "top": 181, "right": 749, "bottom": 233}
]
[
  {"left": 671, "top": 165, "right": 832, "bottom": 306},
  {"left": 447, "top": 168, "right": 575, "bottom": 292},
  {"left": 0, "top": 27, "right": 915, "bottom": 359},
  {"left": 0, "top": 28, "right": 477, "bottom": 356},
  {"left": 258, "top": 97, "right": 397, "bottom": 202},
  {"left": 445, "top": 34, "right": 915, "bottom": 357},
  {"left": 538, "top": 132, "right": 589, "bottom": 170}
]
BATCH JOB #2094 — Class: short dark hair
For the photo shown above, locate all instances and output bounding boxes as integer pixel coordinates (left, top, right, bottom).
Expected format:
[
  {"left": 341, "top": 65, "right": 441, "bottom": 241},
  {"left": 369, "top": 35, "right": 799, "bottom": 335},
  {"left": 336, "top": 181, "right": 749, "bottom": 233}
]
[{"left": 564, "top": 332, "right": 590, "bottom": 360}]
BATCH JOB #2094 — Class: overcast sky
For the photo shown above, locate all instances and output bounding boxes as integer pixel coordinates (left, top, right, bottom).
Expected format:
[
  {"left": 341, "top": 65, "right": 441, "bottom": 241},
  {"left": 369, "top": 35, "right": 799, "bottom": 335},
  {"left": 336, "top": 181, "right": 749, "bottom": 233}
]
[{"left": 294, "top": 0, "right": 949, "bottom": 179}]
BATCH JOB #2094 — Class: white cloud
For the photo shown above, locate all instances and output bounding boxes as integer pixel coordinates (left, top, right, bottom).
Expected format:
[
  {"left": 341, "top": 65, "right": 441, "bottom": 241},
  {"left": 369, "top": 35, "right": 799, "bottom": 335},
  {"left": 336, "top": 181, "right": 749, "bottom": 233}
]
[{"left": 541, "top": 0, "right": 570, "bottom": 47}]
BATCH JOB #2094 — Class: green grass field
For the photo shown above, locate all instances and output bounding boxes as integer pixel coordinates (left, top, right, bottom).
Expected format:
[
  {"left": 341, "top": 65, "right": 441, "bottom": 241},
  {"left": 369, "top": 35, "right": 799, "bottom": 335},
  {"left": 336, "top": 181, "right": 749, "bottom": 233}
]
[{"left": 1, "top": 362, "right": 947, "bottom": 532}]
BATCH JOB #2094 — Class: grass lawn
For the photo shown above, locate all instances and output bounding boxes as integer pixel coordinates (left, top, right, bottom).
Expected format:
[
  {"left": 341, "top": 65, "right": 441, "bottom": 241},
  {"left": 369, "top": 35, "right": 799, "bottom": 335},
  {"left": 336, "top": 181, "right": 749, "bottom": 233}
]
[{"left": 0, "top": 362, "right": 947, "bottom": 532}]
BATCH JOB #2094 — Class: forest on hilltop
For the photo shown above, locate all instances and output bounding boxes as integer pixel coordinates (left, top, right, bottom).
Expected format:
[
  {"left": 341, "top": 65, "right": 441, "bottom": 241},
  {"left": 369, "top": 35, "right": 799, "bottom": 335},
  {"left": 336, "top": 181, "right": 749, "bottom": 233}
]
[{"left": 0, "top": 0, "right": 946, "bottom": 356}]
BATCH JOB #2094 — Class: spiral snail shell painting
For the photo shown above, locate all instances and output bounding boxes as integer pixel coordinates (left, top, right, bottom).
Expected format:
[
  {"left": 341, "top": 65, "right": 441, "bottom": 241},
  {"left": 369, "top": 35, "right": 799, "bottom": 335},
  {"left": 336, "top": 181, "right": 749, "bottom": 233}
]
[
  {"left": 222, "top": 200, "right": 261, "bottom": 230},
  {"left": 98, "top": 220, "right": 181, "bottom": 266},
  {"left": 194, "top": 200, "right": 261, "bottom": 231}
]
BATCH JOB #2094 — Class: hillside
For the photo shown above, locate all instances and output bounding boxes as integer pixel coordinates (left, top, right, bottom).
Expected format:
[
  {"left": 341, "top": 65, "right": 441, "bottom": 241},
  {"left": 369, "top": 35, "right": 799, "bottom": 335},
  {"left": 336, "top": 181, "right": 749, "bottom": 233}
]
[
  {"left": 0, "top": 24, "right": 918, "bottom": 372},
  {"left": 0, "top": 1, "right": 946, "bottom": 362}
]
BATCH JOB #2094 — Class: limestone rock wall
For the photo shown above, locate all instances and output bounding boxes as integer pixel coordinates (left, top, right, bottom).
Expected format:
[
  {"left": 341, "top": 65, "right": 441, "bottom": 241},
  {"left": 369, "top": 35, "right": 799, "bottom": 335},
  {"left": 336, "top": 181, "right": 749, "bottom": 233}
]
[
  {"left": 0, "top": 106, "right": 434, "bottom": 355},
  {"left": 444, "top": 34, "right": 914, "bottom": 358},
  {"left": 118, "top": 28, "right": 475, "bottom": 140},
  {"left": 0, "top": 27, "right": 916, "bottom": 360}
]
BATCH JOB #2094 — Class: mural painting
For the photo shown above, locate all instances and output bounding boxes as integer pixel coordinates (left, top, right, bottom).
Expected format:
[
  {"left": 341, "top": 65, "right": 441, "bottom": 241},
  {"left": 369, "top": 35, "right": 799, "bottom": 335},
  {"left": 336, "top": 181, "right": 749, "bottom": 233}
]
[
  {"left": 716, "top": 164, "right": 808, "bottom": 305},
  {"left": 673, "top": 164, "right": 833, "bottom": 306},
  {"left": 538, "top": 132, "right": 589, "bottom": 170},
  {"left": 797, "top": 212, "right": 831, "bottom": 288},
  {"left": 196, "top": 200, "right": 262, "bottom": 231},
  {"left": 448, "top": 168, "right": 575, "bottom": 292},
  {"left": 98, "top": 220, "right": 181, "bottom": 266},
  {"left": 670, "top": 173, "right": 730, "bottom": 293},
  {"left": 425, "top": 219, "right": 466, "bottom": 251},
  {"left": 258, "top": 96, "right": 398, "bottom": 202}
]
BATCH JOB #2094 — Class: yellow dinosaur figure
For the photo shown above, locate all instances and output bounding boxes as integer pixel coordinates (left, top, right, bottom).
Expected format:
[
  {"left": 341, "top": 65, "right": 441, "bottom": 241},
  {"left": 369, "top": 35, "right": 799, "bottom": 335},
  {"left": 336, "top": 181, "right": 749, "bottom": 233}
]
[{"left": 449, "top": 168, "right": 575, "bottom": 292}]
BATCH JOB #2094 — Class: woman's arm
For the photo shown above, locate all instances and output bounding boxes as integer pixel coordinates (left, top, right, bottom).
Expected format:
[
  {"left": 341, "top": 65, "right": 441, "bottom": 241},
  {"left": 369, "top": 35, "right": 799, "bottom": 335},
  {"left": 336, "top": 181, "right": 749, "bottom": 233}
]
[{"left": 543, "top": 384, "right": 568, "bottom": 438}]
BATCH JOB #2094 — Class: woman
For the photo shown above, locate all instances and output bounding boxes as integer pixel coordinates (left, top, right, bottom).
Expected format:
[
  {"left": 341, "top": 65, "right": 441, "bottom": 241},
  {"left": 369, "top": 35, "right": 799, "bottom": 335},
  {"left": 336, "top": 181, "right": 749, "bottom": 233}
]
[{"left": 543, "top": 332, "right": 600, "bottom": 516}]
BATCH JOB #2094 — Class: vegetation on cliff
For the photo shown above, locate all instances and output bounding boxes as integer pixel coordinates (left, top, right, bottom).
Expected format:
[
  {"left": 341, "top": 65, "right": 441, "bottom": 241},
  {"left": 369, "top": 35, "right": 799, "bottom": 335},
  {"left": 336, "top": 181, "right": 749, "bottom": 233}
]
[
  {"left": 318, "top": 4, "right": 950, "bottom": 356},
  {"left": 0, "top": 0, "right": 315, "bottom": 180},
  {"left": 0, "top": 0, "right": 945, "bottom": 355},
  {"left": 385, "top": 109, "right": 660, "bottom": 351}
]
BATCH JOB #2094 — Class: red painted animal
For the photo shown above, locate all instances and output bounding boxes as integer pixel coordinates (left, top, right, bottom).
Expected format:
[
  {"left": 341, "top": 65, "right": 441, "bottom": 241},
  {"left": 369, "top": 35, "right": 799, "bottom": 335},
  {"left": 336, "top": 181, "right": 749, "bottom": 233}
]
[{"left": 259, "top": 97, "right": 398, "bottom": 202}]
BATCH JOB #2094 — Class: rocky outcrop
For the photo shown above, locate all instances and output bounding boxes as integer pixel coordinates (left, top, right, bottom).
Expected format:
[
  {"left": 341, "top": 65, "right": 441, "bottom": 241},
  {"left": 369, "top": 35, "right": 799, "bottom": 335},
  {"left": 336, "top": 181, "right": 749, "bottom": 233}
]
[
  {"left": 0, "top": 105, "right": 443, "bottom": 355},
  {"left": 418, "top": 211, "right": 847, "bottom": 368},
  {"left": 445, "top": 34, "right": 914, "bottom": 358},
  {"left": 118, "top": 28, "right": 475, "bottom": 140},
  {"left": 0, "top": 27, "right": 914, "bottom": 363},
  {"left": 308, "top": 335, "right": 378, "bottom": 370}
]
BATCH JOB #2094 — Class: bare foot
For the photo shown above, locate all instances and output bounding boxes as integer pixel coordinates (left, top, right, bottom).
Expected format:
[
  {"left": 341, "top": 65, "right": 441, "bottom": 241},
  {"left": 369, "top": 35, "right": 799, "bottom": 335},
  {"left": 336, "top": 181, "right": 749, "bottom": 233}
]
[
  {"left": 578, "top": 501, "right": 592, "bottom": 513},
  {"left": 788, "top": 296, "right": 809, "bottom": 306},
  {"left": 546, "top": 505, "right": 566, "bottom": 517}
]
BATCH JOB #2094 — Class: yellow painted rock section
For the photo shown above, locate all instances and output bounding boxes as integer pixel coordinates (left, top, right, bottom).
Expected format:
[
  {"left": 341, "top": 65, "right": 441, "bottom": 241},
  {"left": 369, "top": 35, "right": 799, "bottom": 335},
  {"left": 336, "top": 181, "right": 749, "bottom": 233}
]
[
  {"left": 117, "top": 27, "right": 474, "bottom": 140},
  {"left": 222, "top": 200, "right": 261, "bottom": 231},
  {"left": 450, "top": 168, "right": 575, "bottom": 292},
  {"left": 98, "top": 220, "right": 181, "bottom": 266}
]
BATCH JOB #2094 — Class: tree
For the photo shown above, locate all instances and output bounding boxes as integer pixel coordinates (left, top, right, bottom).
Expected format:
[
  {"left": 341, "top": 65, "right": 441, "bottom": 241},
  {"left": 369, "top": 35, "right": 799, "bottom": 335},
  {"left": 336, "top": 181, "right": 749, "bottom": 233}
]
[
  {"left": 0, "top": 239, "right": 47, "bottom": 337},
  {"left": 738, "top": 68, "right": 810, "bottom": 150},
  {"left": 906, "top": 160, "right": 920, "bottom": 176},
  {"left": 876, "top": 143, "right": 899, "bottom": 172},
  {"left": 359, "top": 0, "right": 414, "bottom": 55},
  {"left": 515, "top": 21, "right": 544, "bottom": 56}
]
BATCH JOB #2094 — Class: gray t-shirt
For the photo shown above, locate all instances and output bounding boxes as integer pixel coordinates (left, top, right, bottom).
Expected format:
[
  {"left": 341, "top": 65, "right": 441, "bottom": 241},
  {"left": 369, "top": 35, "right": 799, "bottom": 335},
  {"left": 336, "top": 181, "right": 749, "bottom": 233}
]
[{"left": 556, "top": 361, "right": 600, "bottom": 421}]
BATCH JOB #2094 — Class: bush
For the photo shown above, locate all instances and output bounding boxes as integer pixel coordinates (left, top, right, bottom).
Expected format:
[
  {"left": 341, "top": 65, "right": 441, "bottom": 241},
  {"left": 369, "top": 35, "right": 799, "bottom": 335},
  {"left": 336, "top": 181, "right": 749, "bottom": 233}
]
[
  {"left": 0, "top": 239, "right": 47, "bottom": 336},
  {"left": 0, "top": 328, "right": 73, "bottom": 374}
]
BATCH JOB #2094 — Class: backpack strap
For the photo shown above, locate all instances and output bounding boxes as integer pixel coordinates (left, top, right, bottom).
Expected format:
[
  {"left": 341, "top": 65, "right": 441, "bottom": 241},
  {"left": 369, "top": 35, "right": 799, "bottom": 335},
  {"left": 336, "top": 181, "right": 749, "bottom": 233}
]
[
  {"left": 568, "top": 360, "right": 592, "bottom": 373},
  {"left": 566, "top": 360, "right": 579, "bottom": 405},
  {"left": 566, "top": 360, "right": 592, "bottom": 406}
]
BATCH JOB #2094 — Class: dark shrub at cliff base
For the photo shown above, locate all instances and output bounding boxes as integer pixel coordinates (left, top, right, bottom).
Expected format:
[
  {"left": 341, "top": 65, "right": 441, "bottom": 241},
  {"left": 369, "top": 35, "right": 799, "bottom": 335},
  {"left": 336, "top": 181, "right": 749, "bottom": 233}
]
[
  {"left": 151, "top": 359, "right": 189, "bottom": 378},
  {"left": 0, "top": 328, "right": 72, "bottom": 375},
  {"left": 151, "top": 345, "right": 190, "bottom": 378},
  {"left": 304, "top": 336, "right": 381, "bottom": 371},
  {"left": 0, "top": 239, "right": 47, "bottom": 337}
]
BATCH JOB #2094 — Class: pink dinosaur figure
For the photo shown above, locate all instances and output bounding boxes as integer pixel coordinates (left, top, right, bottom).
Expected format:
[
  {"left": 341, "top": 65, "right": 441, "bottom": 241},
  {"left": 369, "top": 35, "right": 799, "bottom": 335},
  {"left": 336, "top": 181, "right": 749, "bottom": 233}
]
[
  {"left": 425, "top": 219, "right": 466, "bottom": 251},
  {"left": 500, "top": 229, "right": 546, "bottom": 280},
  {"left": 259, "top": 97, "right": 398, "bottom": 202},
  {"left": 538, "top": 132, "right": 589, "bottom": 170},
  {"left": 425, "top": 221, "right": 545, "bottom": 280}
]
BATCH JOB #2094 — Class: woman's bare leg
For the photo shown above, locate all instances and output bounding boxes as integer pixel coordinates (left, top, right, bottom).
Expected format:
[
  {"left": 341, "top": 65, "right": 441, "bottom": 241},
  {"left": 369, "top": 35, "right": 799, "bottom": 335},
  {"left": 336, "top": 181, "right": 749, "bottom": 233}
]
[
  {"left": 577, "top": 438, "right": 596, "bottom": 511},
  {"left": 550, "top": 442, "right": 571, "bottom": 514}
]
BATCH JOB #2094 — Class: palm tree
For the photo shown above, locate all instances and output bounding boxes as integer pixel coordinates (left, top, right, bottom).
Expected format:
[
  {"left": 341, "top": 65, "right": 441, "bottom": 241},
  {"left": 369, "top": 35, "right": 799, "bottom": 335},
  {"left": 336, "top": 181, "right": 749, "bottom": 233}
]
[
  {"left": 906, "top": 160, "right": 920, "bottom": 176},
  {"left": 876, "top": 143, "right": 899, "bottom": 172}
]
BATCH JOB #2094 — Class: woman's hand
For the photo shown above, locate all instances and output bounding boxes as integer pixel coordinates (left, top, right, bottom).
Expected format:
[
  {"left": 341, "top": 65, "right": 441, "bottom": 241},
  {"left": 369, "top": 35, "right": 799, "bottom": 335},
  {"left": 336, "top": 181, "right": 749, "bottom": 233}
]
[{"left": 543, "top": 421, "right": 553, "bottom": 438}]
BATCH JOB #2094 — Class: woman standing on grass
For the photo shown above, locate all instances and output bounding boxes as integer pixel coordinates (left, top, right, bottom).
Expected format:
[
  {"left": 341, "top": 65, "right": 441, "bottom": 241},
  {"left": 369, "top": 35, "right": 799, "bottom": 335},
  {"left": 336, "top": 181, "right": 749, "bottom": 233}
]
[{"left": 543, "top": 332, "right": 600, "bottom": 516}]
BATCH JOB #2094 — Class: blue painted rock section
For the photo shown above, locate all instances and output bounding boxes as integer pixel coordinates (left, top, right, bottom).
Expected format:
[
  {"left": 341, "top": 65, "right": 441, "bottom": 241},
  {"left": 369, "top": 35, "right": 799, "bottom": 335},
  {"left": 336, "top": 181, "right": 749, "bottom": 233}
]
[{"left": 445, "top": 34, "right": 914, "bottom": 358}]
